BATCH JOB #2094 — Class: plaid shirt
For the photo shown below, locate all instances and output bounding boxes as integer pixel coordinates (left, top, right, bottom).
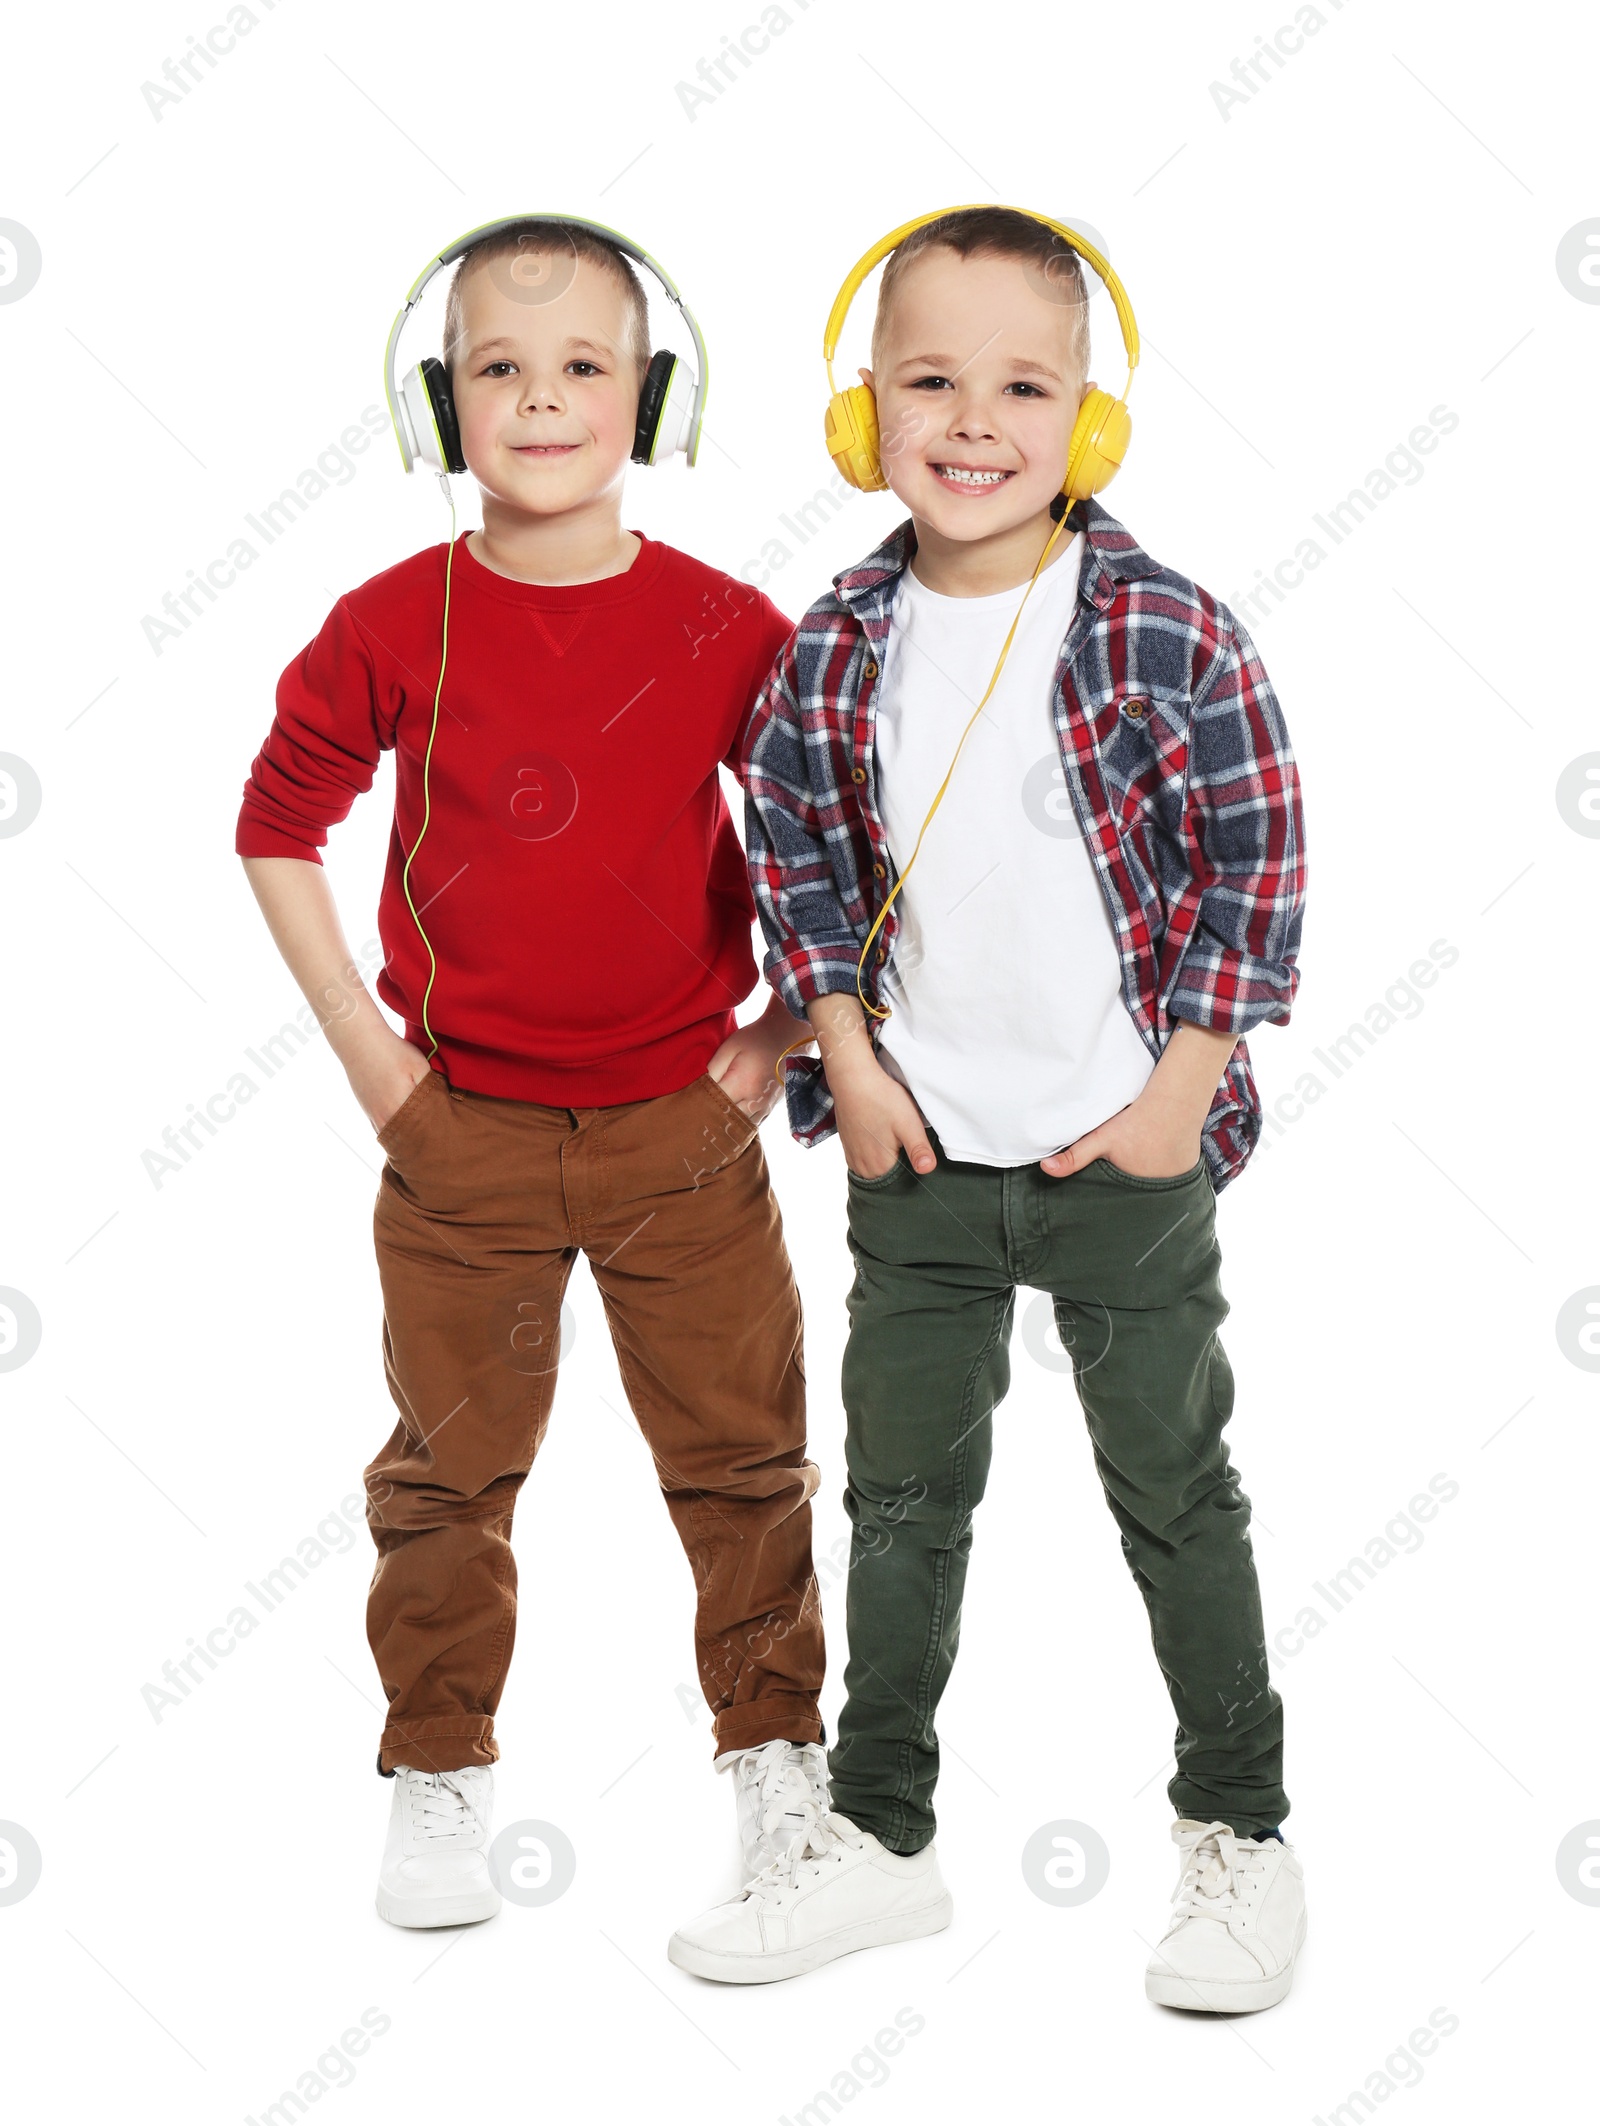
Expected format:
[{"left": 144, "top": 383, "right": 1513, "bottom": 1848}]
[{"left": 740, "top": 496, "right": 1307, "bottom": 1192}]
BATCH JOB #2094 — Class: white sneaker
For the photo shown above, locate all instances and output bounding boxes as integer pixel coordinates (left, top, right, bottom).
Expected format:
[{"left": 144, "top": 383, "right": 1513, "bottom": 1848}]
[
  {"left": 668, "top": 1808, "right": 952, "bottom": 1984},
  {"left": 717, "top": 1739, "right": 831, "bottom": 1883},
  {"left": 375, "top": 1763, "right": 501, "bottom": 1929},
  {"left": 1144, "top": 1819, "right": 1306, "bottom": 2011}
]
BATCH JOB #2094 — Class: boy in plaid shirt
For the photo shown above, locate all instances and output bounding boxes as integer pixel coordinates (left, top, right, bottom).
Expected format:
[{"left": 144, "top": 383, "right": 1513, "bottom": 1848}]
[{"left": 669, "top": 208, "right": 1309, "bottom": 2009}]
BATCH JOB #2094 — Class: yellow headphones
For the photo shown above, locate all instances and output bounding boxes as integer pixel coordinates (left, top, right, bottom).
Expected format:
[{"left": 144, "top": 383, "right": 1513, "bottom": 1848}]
[{"left": 772, "top": 206, "right": 1142, "bottom": 1090}]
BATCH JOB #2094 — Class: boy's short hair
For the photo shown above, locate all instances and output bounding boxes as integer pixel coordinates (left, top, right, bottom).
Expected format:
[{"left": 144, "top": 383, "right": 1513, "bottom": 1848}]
[
  {"left": 442, "top": 218, "right": 652, "bottom": 383},
  {"left": 871, "top": 207, "right": 1091, "bottom": 386}
]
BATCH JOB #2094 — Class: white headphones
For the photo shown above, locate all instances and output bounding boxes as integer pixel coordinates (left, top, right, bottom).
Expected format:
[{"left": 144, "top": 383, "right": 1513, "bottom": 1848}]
[{"left": 382, "top": 212, "right": 710, "bottom": 477}]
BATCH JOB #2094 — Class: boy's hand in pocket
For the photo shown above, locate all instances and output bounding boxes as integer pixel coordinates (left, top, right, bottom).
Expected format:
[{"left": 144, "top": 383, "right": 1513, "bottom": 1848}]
[
  {"left": 348, "top": 1029, "right": 434, "bottom": 1136},
  {"left": 830, "top": 1059, "right": 935, "bottom": 1181},
  {"left": 706, "top": 991, "right": 819, "bottom": 1125}
]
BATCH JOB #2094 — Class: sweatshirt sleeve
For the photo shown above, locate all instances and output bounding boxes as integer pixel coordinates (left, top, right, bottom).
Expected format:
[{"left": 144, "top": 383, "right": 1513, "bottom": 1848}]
[
  {"left": 722, "top": 589, "right": 797, "bottom": 778},
  {"left": 234, "top": 598, "right": 395, "bottom": 864}
]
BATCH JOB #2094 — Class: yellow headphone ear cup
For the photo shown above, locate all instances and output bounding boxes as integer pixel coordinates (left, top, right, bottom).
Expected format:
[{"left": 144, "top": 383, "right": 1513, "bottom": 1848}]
[
  {"left": 825, "top": 384, "right": 889, "bottom": 492},
  {"left": 1064, "top": 388, "right": 1132, "bottom": 501}
]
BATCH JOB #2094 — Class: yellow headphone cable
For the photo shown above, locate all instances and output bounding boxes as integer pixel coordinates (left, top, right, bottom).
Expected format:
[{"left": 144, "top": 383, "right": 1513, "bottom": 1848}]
[{"left": 767, "top": 501, "right": 1075, "bottom": 1088}]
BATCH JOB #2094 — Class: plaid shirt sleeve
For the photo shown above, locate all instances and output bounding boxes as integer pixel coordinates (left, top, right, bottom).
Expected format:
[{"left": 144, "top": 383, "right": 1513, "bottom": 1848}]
[
  {"left": 741, "top": 628, "right": 868, "bottom": 1019},
  {"left": 1167, "top": 605, "right": 1307, "bottom": 1035}
]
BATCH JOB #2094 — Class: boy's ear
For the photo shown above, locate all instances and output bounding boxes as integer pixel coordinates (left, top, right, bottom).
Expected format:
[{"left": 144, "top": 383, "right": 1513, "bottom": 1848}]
[{"left": 857, "top": 365, "right": 874, "bottom": 391}]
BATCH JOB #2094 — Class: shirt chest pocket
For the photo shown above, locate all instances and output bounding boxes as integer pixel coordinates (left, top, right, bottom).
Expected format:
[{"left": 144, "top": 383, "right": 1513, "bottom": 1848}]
[{"left": 1085, "top": 685, "right": 1192, "bottom": 840}]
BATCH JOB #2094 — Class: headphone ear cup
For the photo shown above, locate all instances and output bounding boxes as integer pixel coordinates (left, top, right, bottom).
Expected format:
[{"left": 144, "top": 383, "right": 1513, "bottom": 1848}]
[
  {"left": 1064, "top": 388, "right": 1131, "bottom": 502},
  {"left": 420, "top": 356, "right": 466, "bottom": 476},
  {"left": 402, "top": 356, "right": 465, "bottom": 476},
  {"left": 633, "top": 349, "right": 679, "bottom": 464},
  {"left": 825, "top": 384, "right": 888, "bottom": 492}
]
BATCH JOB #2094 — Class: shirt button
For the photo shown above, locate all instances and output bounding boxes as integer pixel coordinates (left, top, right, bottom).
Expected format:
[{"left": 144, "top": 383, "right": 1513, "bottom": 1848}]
[
  {"left": 873, "top": 862, "right": 886, "bottom": 879},
  {"left": 863, "top": 659, "right": 879, "bottom": 680},
  {"left": 851, "top": 766, "right": 866, "bottom": 783},
  {"left": 1125, "top": 698, "right": 1147, "bottom": 719},
  {"left": 876, "top": 946, "right": 888, "bottom": 962}
]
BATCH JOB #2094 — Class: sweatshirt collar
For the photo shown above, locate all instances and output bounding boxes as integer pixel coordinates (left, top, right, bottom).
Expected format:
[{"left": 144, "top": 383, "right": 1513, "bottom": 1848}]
[{"left": 454, "top": 526, "right": 668, "bottom": 607}]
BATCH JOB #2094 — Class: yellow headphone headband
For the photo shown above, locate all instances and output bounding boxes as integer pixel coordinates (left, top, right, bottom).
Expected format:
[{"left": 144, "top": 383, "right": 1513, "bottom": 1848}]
[
  {"left": 821, "top": 204, "right": 1141, "bottom": 494},
  {"left": 823, "top": 203, "right": 1140, "bottom": 397}
]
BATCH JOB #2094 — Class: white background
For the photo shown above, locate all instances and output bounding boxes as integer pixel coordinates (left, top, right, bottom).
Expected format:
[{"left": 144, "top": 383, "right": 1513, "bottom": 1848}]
[{"left": 2, "top": 0, "right": 1597, "bottom": 2118}]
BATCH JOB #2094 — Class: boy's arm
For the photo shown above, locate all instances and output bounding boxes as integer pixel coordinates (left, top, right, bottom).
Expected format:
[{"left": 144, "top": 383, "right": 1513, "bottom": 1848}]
[
  {"left": 1167, "top": 607, "right": 1307, "bottom": 1037},
  {"left": 237, "top": 596, "right": 423, "bottom": 1132},
  {"left": 741, "top": 634, "right": 934, "bottom": 1174},
  {"left": 701, "top": 596, "right": 817, "bottom": 1117},
  {"left": 741, "top": 632, "right": 876, "bottom": 1022},
  {"left": 240, "top": 857, "right": 426, "bottom": 1132},
  {"left": 1044, "top": 608, "right": 1306, "bottom": 1179}
]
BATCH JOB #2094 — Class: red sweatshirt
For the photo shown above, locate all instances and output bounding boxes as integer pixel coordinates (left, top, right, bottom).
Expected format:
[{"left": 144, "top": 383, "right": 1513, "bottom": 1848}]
[{"left": 236, "top": 530, "right": 794, "bottom": 1104}]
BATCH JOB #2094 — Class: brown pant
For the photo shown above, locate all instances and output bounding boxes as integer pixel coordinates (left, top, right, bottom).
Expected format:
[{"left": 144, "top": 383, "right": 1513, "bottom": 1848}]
[{"left": 365, "top": 1062, "right": 824, "bottom": 1774}]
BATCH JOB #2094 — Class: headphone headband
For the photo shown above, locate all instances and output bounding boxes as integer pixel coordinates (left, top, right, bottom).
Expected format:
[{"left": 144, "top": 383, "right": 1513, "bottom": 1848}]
[
  {"left": 383, "top": 212, "right": 710, "bottom": 470},
  {"left": 822, "top": 203, "right": 1140, "bottom": 401}
]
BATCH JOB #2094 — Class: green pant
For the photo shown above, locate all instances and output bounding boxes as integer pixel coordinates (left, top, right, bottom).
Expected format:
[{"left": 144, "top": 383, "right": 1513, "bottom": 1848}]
[{"left": 830, "top": 1126, "right": 1287, "bottom": 1853}]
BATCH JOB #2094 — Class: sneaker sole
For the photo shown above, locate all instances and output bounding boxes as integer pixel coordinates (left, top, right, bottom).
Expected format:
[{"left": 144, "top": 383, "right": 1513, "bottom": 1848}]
[
  {"left": 667, "top": 1892, "right": 954, "bottom": 1985},
  {"left": 376, "top": 1887, "right": 502, "bottom": 1929},
  {"left": 1144, "top": 1911, "right": 1306, "bottom": 2014}
]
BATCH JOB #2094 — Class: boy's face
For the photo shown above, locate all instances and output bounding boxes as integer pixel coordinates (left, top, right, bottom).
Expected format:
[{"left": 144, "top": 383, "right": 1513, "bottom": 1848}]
[
  {"left": 864, "top": 247, "right": 1088, "bottom": 543},
  {"left": 449, "top": 251, "right": 641, "bottom": 516}
]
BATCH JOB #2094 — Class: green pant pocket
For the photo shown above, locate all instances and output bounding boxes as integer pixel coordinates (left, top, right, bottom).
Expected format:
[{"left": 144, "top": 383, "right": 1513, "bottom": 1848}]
[
  {"left": 846, "top": 1149, "right": 909, "bottom": 1189},
  {"left": 1092, "top": 1154, "right": 1207, "bottom": 1192}
]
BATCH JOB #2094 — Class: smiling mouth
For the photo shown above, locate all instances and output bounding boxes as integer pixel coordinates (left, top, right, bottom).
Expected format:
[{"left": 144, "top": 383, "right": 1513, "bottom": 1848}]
[
  {"left": 930, "top": 464, "right": 1014, "bottom": 490},
  {"left": 513, "top": 443, "right": 580, "bottom": 456}
]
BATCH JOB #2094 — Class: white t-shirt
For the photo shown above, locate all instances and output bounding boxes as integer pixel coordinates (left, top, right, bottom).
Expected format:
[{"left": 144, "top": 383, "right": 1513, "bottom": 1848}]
[{"left": 872, "top": 534, "right": 1156, "bottom": 1166}]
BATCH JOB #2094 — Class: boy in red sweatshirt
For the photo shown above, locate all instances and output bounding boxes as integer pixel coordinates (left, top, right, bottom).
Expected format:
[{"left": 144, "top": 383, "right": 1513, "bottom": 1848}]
[{"left": 236, "top": 217, "right": 826, "bottom": 1929}]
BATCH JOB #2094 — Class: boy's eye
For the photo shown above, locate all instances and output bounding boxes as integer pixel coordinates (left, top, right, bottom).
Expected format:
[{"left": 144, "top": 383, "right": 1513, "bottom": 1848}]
[
  {"left": 905, "top": 374, "right": 1048, "bottom": 396},
  {"left": 567, "top": 360, "right": 601, "bottom": 377},
  {"left": 483, "top": 360, "right": 516, "bottom": 378}
]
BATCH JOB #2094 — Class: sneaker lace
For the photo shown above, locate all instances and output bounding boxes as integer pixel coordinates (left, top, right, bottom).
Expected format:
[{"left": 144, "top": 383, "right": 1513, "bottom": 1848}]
[
  {"left": 736, "top": 1742, "right": 824, "bottom": 1850},
  {"left": 1171, "top": 1821, "right": 1268, "bottom": 1921},
  {"left": 404, "top": 1768, "right": 485, "bottom": 1842},
  {"left": 744, "top": 1798, "right": 848, "bottom": 1895}
]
